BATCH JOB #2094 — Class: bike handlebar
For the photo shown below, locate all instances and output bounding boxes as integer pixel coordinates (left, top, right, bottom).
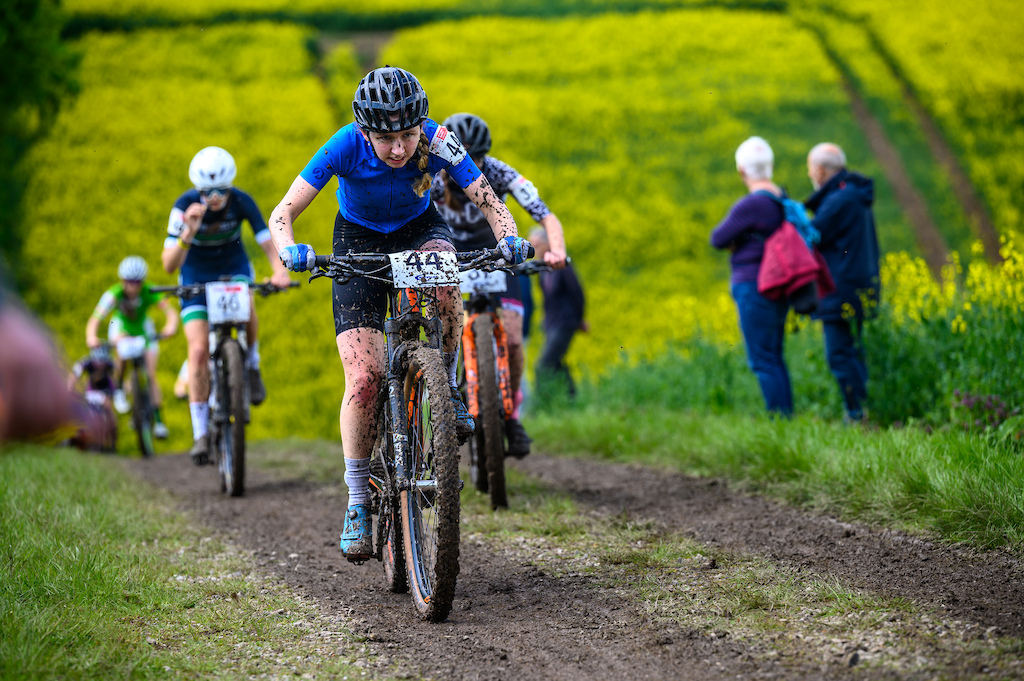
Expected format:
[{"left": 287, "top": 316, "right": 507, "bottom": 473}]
[
  {"left": 150, "top": 280, "right": 300, "bottom": 298},
  {"left": 512, "top": 255, "right": 571, "bottom": 277},
  {"left": 92, "top": 331, "right": 176, "bottom": 351},
  {"left": 311, "top": 246, "right": 543, "bottom": 281}
]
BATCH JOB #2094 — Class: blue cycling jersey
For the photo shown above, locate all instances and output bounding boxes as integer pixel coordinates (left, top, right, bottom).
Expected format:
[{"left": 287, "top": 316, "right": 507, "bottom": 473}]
[{"left": 300, "top": 119, "right": 481, "bottom": 234}]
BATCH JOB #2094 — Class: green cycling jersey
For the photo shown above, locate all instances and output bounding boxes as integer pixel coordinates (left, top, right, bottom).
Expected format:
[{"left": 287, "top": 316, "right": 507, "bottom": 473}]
[{"left": 90, "top": 282, "right": 166, "bottom": 338}]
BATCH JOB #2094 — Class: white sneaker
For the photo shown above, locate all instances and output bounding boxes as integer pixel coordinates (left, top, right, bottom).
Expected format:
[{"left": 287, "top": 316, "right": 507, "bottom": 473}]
[
  {"left": 113, "top": 390, "right": 130, "bottom": 414},
  {"left": 153, "top": 422, "right": 169, "bottom": 439}
]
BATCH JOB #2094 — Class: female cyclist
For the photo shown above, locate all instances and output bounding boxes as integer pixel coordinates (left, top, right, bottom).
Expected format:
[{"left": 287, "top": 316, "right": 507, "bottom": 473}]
[
  {"left": 161, "top": 146, "right": 292, "bottom": 464},
  {"left": 86, "top": 256, "right": 179, "bottom": 438},
  {"left": 269, "top": 66, "right": 531, "bottom": 562},
  {"left": 432, "top": 112, "right": 567, "bottom": 457}
]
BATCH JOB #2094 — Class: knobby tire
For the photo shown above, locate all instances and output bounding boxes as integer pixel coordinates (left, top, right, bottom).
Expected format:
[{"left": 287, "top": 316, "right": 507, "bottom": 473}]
[
  {"left": 400, "top": 343, "right": 461, "bottom": 622},
  {"left": 372, "top": 403, "right": 408, "bottom": 594},
  {"left": 131, "top": 366, "right": 155, "bottom": 459},
  {"left": 472, "top": 314, "right": 508, "bottom": 509},
  {"left": 218, "top": 339, "right": 247, "bottom": 497}
]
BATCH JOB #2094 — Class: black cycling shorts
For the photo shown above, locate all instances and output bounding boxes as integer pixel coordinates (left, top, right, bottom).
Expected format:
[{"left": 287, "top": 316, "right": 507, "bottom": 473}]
[{"left": 332, "top": 205, "right": 454, "bottom": 335}]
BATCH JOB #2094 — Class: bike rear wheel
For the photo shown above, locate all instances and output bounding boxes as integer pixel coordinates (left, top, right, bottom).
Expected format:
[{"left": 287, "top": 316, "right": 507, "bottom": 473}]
[
  {"left": 216, "top": 339, "right": 247, "bottom": 497},
  {"left": 131, "top": 366, "right": 155, "bottom": 459},
  {"left": 472, "top": 314, "right": 508, "bottom": 509},
  {"left": 400, "top": 344, "right": 461, "bottom": 621}
]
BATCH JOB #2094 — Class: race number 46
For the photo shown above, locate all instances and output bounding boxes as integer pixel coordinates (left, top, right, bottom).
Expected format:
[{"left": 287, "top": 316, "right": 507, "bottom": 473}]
[
  {"left": 206, "top": 281, "right": 251, "bottom": 324},
  {"left": 389, "top": 250, "right": 460, "bottom": 289}
]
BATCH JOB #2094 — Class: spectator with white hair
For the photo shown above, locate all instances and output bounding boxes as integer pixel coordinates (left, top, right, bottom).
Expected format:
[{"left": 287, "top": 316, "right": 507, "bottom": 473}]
[
  {"left": 805, "top": 142, "right": 880, "bottom": 423},
  {"left": 710, "top": 136, "right": 793, "bottom": 416}
]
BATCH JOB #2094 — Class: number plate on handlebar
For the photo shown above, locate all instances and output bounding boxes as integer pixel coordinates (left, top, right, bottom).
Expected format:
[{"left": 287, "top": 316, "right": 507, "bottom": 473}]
[
  {"left": 459, "top": 269, "right": 507, "bottom": 295},
  {"left": 116, "top": 335, "right": 147, "bottom": 360},
  {"left": 388, "top": 250, "right": 460, "bottom": 289},
  {"left": 207, "top": 281, "right": 251, "bottom": 324}
]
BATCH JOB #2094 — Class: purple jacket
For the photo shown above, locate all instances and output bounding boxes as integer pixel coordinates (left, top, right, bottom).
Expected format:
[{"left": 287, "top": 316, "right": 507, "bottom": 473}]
[{"left": 710, "top": 192, "right": 784, "bottom": 284}]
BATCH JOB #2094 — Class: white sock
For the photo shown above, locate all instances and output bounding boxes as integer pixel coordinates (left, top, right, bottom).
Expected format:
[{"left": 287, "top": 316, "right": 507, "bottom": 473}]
[
  {"left": 247, "top": 340, "right": 260, "bottom": 368},
  {"left": 344, "top": 457, "right": 370, "bottom": 507},
  {"left": 189, "top": 402, "right": 209, "bottom": 440}
]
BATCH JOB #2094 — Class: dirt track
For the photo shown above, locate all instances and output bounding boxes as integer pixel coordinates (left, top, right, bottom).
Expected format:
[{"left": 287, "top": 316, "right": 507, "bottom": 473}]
[{"left": 128, "top": 451, "right": 1024, "bottom": 680}]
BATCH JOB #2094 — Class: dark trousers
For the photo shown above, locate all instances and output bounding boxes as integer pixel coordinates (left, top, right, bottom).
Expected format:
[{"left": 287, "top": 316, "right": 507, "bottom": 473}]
[
  {"left": 732, "top": 281, "right": 793, "bottom": 416},
  {"left": 822, "top": 316, "right": 868, "bottom": 419},
  {"left": 536, "top": 325, "right": 578, "bottom": 397}
]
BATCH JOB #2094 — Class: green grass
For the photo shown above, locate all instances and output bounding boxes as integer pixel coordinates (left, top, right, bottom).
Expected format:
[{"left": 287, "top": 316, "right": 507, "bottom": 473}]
[
  {"left": 0, "top": 445, "right": 367, "bottom": 679},
  {"left": 525, "top": 404, "right": 1024, "bottom": 554}
]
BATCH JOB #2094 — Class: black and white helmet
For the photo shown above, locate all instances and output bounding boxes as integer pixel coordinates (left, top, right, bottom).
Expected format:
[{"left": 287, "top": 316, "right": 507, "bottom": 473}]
[
  {"left": 188, "top": 146, "right": 236, "bottom": 191},
  {"left": 89, "top": 345, "right": 112, "bottom": 365},
  {"left": 118, "top": 255, "right": 148, "bottom": 282},
  {"left": 352, "top": 66, "right": 429, "bottom": 133},
  {"left": 443, "top": 113, "right": 491, "bottom": 157}
]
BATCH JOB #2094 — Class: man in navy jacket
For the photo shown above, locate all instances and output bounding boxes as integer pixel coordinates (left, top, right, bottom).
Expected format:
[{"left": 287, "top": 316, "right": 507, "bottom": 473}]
[{"left": 805, "top": 143, "right": 881, "bottom": 423}]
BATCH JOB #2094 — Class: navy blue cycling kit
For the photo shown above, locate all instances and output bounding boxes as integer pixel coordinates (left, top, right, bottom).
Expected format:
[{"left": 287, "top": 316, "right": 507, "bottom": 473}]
[{"left": 165, "top": 188, "right": 269, "bottom": 322}]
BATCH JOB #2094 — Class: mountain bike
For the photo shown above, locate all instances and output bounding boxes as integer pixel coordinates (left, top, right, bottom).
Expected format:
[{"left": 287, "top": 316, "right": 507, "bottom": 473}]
[
  {"left": 152, "top": 280, "right": 297, "bottom": 496},
  {"left": 458, "top": 267, "right": 515, "bottom": 509},
  {"left": 459, "top": 257, "right": 567, "bottom": 509},
  {"left": 108, "top": 334, "right": 168, "bottom": 458},
  {"left": 309, "top": 247, "right": 517, "bottom": 621}
]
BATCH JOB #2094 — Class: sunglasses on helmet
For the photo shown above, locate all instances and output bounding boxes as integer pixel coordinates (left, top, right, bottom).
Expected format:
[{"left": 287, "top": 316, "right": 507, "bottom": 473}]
[{"left": 200, "top": 186, "right": 231, "bottom": 199}]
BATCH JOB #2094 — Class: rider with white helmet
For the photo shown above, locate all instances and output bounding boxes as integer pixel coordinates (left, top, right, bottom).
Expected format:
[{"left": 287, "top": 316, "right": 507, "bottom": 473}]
[
  {"left": 161, "top": 146, "right": 292, "bottom": 464},
  {"left": 85, "top": 255, "right": 179, "bottom": 438}
]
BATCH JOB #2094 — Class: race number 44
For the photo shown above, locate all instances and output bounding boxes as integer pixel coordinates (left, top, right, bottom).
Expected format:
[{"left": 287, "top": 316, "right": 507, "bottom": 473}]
[{"left": 389, "top": 250, "right": 460, "bottom": 289}]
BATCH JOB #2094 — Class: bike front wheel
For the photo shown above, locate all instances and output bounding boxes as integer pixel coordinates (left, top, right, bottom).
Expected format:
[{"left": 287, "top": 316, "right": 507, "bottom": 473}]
[
  {"left": 216, "top": 339, "right": 247, "bottom": 497},
  {"left": 399, "top": 343, "right": 461, "bottom": 622}
]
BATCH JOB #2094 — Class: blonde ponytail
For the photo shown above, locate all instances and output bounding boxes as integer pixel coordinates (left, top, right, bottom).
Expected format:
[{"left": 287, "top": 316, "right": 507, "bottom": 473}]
[{"left": 411, "top": 132, "right": 432, "bottom": 197}]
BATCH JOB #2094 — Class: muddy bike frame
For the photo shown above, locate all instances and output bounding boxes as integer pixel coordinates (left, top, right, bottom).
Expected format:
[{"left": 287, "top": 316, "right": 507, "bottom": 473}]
[
  {"left": 310, "top": 247, "right": 513, "bottom": 622},
  {"left": 152, "top": 280, "right": 296, "bottom": 496},
  {"left": 459, "top": 257, "right": 568, "bottom": 509}
]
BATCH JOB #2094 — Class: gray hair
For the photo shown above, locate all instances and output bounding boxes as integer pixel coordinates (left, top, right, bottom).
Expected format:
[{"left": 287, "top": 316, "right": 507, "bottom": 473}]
[
  {"left": 735, "top": 136, "right": 774, "bottom": 181},
  {"left": 808, "top": 143, "right": 846, "bottom": 171}
]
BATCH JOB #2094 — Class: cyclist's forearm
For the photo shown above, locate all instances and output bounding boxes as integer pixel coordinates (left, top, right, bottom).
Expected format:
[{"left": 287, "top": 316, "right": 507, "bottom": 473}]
[
  {"left": 270, "top": 176, "right": 319, "bottom": 252},
  {"left": 486, "top": 203, "right": 518, "bottom": 243},
  {"left": 259, "top": 237, "right": 290, "bottom": 275},
  {"left": 540, "top": 213, "right": 567, "bottom": 257},
  {"left": 466, "top": 174, "right": 517, "bottom": 241},
  {"left": 269, "top": 205, "right": 296, "bottom": 251},
  {"left": 162, "top": 245, "right": 186, "bottom": 273},
  {"left": 85, "top": 316, "right": 101, "bottom": 346},
  {"left": 159, "top": 301, "right": 180, "bottom": 336}
]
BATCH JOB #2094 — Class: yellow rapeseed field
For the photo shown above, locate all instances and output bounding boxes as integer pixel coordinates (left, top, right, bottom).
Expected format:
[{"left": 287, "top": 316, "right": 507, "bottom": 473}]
[{"left": 21, "top": 23, "right": 357, "bottom": 447}]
